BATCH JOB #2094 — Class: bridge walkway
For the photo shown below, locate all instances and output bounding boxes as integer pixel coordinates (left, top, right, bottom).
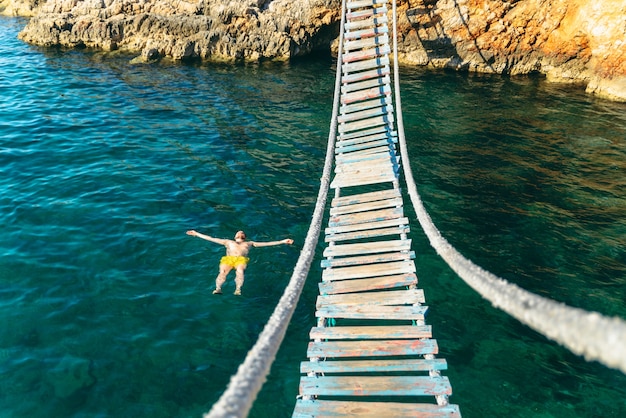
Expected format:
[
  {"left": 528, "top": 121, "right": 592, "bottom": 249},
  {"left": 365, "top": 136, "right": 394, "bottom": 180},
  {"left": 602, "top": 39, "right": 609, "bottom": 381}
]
[{"left": 292, "top": 0, "right": 460, "bottom": 416}]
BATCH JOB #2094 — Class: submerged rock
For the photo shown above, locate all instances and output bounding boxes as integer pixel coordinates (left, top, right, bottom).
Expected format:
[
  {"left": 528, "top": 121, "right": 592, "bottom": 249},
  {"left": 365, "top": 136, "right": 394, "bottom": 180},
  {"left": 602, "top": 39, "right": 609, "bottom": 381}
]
[
  {"left": 5, "top": 0, "right": 626, "bottom": 101},
  {"left": 46, "top": 355, "right": 95, "bottom": 398}
]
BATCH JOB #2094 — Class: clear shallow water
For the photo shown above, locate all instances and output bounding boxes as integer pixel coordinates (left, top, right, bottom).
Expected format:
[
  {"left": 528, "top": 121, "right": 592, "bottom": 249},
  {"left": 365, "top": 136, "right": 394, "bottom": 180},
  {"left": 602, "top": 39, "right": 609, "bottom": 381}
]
[{"left": 1, "top": 16, "right": 625, "bottom": 417}]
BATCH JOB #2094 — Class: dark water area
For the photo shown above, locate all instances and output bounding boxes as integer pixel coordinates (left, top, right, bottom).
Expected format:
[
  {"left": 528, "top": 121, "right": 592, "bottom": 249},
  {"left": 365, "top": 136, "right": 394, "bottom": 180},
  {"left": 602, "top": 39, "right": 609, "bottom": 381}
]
[{"left": 2, "top": 16, "right": 625, "bottom": 417}]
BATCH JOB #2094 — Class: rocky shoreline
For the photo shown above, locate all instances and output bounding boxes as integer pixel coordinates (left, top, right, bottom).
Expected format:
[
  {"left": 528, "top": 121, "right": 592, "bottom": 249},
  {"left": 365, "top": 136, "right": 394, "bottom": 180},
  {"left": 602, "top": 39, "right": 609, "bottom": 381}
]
[{"left": 2, "top": 0, "right": 625, "bottom": 101}]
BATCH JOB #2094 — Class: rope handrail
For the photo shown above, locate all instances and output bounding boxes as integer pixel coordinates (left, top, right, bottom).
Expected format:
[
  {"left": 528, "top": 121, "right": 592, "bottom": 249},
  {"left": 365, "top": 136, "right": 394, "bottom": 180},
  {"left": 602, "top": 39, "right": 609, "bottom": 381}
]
[
  {"left": 390, "top": 0, "right": 626, "bottom": 375},
  {"left": 202, "top": 1, "right": 347, "bottom": 416}
]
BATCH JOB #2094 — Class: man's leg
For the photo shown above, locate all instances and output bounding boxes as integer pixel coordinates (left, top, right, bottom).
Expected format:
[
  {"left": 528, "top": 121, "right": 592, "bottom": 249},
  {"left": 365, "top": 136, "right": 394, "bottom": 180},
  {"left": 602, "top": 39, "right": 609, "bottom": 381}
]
[
  {"left": 213, "top": 264, "right": 232, "bottom": 294},
  {"left": 234, "top": 265, "right": 247, "bottom": 295}
]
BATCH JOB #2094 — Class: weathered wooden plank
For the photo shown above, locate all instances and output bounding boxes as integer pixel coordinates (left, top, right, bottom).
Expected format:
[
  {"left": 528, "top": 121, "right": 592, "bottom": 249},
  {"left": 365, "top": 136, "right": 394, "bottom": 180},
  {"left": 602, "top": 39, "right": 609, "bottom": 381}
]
[
  {"left": 299, "top": 375, "right": 451, "bottom": 397},
  {"left": 343, "top": 45, "right": 391, "bottom": 64},
  {"left": 309, "top": 324, "right": 431, "bottom": 340},
  {"left": 341, "top": 85, "right": 391, "bottom": 106},
  {"left": 316, "top": 288, "right": 424, "bottom": 307},
  {"left": 334, "top": 161, "right": 396, "bottom": 178},
  {"left": 330, "top": 207, "right": 403, "bottom": 227},
  {"left": 325, "top": 217, "right": 408, "bottom": 234},
  {"left": 321, "top": 250, "right": 415, "bottom": 268},
  {"left": 347, "top": 0, "right": 386, "bottom": 10},
  {"left": 339, "top": 124, "right": 392, "bottom": 141},
  {"left": 344, "top": 15, "right": 388, "bottom": 32},
  {"left": 318, "top": 272, "right": 417, "bottom": 294},
  {"left": 341, "top": 87, "right": 391, "bottom": 107},
  {"left": 344, "top": 33, "right": 389, "bottom": 52},
  {"left": 329, "top": 197, "right": 402, "bottom": 216},
  {"left": 331, "top": 188, "right": 400, "bottom": 207},
  {"left": 341, "top": 75, "right": 390, "bottom": 94},
  {"left": 336, "top": 148, "right": 396, "bottom": 164},
  {"left": 339, "top": 113, "right": 394, "bottom": 134},
  {"left": 341, "top": 95, "right": 392, "bottom": 115},
  {"left": 316, "top": 304, "right": 427, "bottom": 320},
  {"left": 342, "top": 55, "right": 390, "bottom": 74},
  {"left": 344, "top": 24, "right": 389, "bottom": 41},
  {"left": 346, "top": 6, "right": 388, "bottom": 21},
  {"left": 334, "top": 153, "right": 398, "bottom": 175},
  {"left": 300, "top": 358, "right": 447, "bottom": 374},
  {"left": 331, "top": 172, "right": 397, "bottom": 189},
  {"left": 326, "top": 225, "right": 411, "bottom": 243},
  {"left": 293, "top": 399, "right": 461, "bottom": 418},
  {"left": 322, "top": 260, "right": 416, "bottom": 282},
  {"left": 336, "top": 140, "right": 396, "bottom": 157},
  {"left": 324, "top": 238, "right": 410, "bottom": 256},
  {"left": 341, "top": 65, "right": 390, "bottom": 84},
  {"left": 307, "top": 338, "right": 438, "bottom": 358},
  {"left": 338, "top": 104, "right": 391, "bottom": 124},
  {"left": 336, "top": 131, "right": 394, "bottom": 149}
]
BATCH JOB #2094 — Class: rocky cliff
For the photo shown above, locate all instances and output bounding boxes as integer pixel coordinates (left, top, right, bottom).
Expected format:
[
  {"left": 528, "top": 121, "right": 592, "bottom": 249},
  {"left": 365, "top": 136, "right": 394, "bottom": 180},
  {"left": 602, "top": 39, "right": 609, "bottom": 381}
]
[{"left": 4, "top": 0, "right": 626, "bottom": 101}]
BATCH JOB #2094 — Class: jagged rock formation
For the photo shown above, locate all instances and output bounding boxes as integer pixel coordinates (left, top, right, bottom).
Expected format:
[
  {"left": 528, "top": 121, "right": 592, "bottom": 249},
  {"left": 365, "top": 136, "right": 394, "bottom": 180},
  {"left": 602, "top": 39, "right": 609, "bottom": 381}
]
[{"left": 4, "top": 0, "right": 626, "bottom": 101}]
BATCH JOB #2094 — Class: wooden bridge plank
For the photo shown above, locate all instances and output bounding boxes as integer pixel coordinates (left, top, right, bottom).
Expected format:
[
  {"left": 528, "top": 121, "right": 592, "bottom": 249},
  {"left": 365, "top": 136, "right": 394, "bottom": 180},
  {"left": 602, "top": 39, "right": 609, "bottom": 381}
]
[
  {"left": 339, "top": 124, "right": 393, "bottom": 141},
  {"left": 341, "top": 75, "right": 390, "bottom": 93},
  {"left": 299, "top": 375, "right": 451, "bottom": 397},
  {"left": 321, "top": 251, "right": 415, "bottom": 268},
  {"left": 336, "top": 131, "right": 394, "bottom": 149},
  {"left": 318, "top": 272, "right": 417, "bottom": 294},
  {"left": 342, "top": 85, "right": 391, "bottom": 105},
  {"left": 343, "top": 44, "right": 391, "bottom": 64},
  {"left": 300, "top": 358, "right": 447, "bottom": 374},
  {"left": 331, "top": 172, "right": 397, "bottom": 189},
  {"left": 322, "top": 260, "right": 416, "bottom": 281},
  {"left": 336, "top": 137, "right": 396, "bottom": 154},
  {"left": 347, "top": 0, "right": 387, "bottom": 9},
  {"left": 309, "top": 324, "right": 432, "bottom": 340},
  {"left": 325, "top": 217, "right": 408, "bottom": 235},
  {"left": 336, "top": 149, "right": 396, "bottom": 164},
  {"left": 341, "top": 95, "right": 392, "bottom": 115},
  {"left": 293, "top": 399, "right": 461, "bottom": 418},
  {"left": 338, "top": 103, "right": 391, "bottom": 124},
  {"left": 323, "top": 238, "right": 409, "bottom": 255},
  {"left": 344, "top": 15, "right": 388, "bottom": 31},
  {"left": 344, "top": 33, "right": 389, "bottom": 52},
  {"left": 346, "top": 6, "right": 388, "bottom": 21},
  {"left": 329, "top": 197, "right": 402, "bottom": 216},
  {"left": 344, "top": 24, "right": 389, "bottom": 41},
  {"left": 336, "top": 154, "right": 398, "bottom": 170},
  {"left": 317, "top": 288, "right": 425, "bottom": 307},
  {"left": 334, "top": 154, "right": 397, "bottom": 172},
  {"left": 339, "top": 114, "right": 394, "bottom": 134},
  {"left": 336, "top": 138, "right": 397, "bottom": 155},
  {"left": 325, "top": 225, "right": 410, "bottom": 243},
  {"left": 315, "top": 304, "right": 427, "bottom": 320},
  {"left": 330, "top": 207, "right": 403, "bottom": 227},
  {"left": 342, "top": 55, "right": 390, "bottom": 74},
  {"left": 331, "top": 189, "right": 400, "bottom": 207},
  {"left": 341, "top": 65, "right": 390, "bottom": 84},
  {"left": 307, "top": 339, "right": 438, "bottom": 358}
]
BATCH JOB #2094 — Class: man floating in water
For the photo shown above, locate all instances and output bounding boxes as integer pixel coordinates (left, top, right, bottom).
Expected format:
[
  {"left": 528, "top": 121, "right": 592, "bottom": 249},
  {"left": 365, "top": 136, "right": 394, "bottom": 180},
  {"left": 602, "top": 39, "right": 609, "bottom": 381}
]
[{"left": 186, "top": 230, "right": 294, "bottom": 295}]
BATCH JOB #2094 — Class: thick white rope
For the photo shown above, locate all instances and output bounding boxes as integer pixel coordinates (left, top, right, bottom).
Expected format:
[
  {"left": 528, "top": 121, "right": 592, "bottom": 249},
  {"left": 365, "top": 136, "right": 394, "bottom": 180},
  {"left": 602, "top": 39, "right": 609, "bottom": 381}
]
[
  {"left": 203, "top": 1, "right": 347, "bottom": 416},
  {"left": 390, "top": 0, "right": 626, "bottom": 375}
]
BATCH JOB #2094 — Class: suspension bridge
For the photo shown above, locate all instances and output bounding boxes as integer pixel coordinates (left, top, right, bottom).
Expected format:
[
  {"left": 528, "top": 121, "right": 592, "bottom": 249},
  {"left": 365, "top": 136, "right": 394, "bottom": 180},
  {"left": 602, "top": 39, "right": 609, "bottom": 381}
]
[{"left": 204, "top": 0, "right": 626, "bottom": 416}]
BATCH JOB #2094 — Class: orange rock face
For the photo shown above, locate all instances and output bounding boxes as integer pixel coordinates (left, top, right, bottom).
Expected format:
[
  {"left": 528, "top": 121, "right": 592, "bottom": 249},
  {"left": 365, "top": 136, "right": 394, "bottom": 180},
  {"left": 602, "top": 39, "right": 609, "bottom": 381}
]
[
  {"left": 6, "top": 0, "right": 626, "bottom": 100},
  {"left": 398, "top": 0, "right": 626, "bottom": 100}
]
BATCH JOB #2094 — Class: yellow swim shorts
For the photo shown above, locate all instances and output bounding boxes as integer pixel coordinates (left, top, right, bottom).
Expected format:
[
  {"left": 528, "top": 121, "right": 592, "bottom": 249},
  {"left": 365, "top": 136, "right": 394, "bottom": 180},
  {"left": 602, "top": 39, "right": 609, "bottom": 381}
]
[{"left": 220, "top": 256, "right": 250, "bottom": 268}]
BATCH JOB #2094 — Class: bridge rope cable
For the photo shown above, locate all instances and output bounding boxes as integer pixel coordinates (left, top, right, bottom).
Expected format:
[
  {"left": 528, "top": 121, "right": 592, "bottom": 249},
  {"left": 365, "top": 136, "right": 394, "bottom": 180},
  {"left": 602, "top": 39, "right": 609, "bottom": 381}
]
[
  {"left": 390, "top": 0, "right": 626, "bottom": 376},
  {"left": 203, "top": 1, "right": 347, "bottom": 416}
]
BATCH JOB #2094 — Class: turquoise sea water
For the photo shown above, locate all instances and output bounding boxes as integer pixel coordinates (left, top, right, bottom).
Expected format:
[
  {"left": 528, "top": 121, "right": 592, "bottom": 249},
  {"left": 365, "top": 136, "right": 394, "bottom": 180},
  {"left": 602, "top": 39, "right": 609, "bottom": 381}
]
[{"left": 1, "top": 16, "right": 625, "bottom": 418}]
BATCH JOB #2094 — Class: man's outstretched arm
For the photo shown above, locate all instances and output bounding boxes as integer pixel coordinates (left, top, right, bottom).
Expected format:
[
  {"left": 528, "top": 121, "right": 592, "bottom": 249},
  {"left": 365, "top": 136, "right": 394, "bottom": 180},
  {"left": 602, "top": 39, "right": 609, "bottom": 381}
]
[
  {"left": 186, "top": 230, "right": 228, "bottom": 245},
  {"left": 251, "top": 238, "right": 294, "bottom": 248}
]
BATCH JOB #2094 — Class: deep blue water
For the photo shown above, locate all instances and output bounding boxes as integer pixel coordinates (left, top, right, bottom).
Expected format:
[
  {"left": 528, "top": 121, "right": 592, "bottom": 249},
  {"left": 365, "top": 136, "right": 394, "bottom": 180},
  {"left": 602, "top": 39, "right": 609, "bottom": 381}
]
[{"left": 2, "top": 16, "right": 626, "bottom": 417}]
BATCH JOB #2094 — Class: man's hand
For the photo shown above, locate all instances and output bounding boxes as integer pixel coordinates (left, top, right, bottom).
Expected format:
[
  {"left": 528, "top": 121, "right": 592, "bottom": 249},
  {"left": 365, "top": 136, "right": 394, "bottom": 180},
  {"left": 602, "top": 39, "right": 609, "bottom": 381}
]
[
  {"left": 284, "top": 239, "right": 294, "bottom": 245},
  {"left": 186, "top": 230, "right": 198, "bottom": 237}
]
